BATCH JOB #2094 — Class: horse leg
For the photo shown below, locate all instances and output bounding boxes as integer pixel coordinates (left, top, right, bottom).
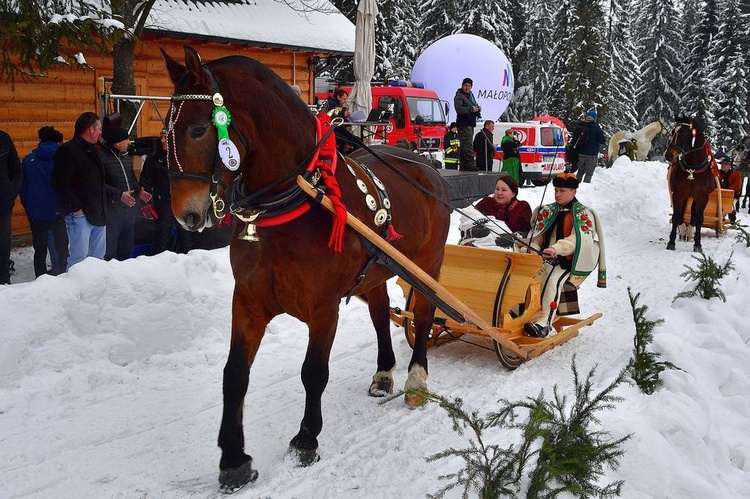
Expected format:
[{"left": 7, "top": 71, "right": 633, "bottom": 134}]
[
  {"left": 217, "top": 302, "right": 269, "bottom": 493},
  {"left": 668, "top": 198, "right": 687, "bottom": 250},
  {"left": 287, "top": 307, "right": 338, "bottom": 467},
  {"left": 363, "top": 285, "right": 397, "bottom": 397},
  {"left": 692, "top": 202, "right": 704, "bottom": 252},
  {"left": 667, "top": 214, "right": 680, "bottom": 250},
  {"left": 403, "top": 291, "right": 436, "bottom": 408}
]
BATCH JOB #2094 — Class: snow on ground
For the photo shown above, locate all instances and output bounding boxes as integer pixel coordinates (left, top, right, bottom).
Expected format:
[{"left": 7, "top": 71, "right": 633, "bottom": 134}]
[{"left": 2, "top": 157, "right": 750, "bottom": 498}]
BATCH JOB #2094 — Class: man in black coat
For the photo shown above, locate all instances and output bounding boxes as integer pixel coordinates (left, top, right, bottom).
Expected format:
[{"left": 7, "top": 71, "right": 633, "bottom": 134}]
[
  {"left": 453, "top": 77, "right": 481, "bottom": 171},
  {"left": 99, "top": 126, "right": 151, "bottom": 261},
  {"left": 0, "top": 129, "right": 22, "bottom": 284},
  {"left": 52, "top": 112, "right": 107, "bottom": 270},
  {"left": 473, "top": 120, "right": 496, "bottom": 171}
]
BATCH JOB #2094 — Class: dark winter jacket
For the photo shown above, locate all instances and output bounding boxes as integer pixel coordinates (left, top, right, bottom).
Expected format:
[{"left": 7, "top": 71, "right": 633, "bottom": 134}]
[
  {"left": 52, "top": 135, "right": 107, "bottom": 226},
  {"left": 453, "top": 89, "right": 479, "bottom": 127},
  {"left": 139, "top": 148, "right": 170, "bottom": 199},
  {"left": 475, "top": 196, "right": 532, "bottom": 234},
  {"left": 99, "top": 145, "right": 139, "bottom": 209},
  {"left": 473, "top": 128, "right": 495, "bottom": 171},
  {"left": 577, "top": 121, "right": 606, "bottom": 157},
  {"left": 19, "top": 141, "right": 62, "bottom": 221},
  {"left": 0, "top": 130, "right": 22, "bottom": 215}
]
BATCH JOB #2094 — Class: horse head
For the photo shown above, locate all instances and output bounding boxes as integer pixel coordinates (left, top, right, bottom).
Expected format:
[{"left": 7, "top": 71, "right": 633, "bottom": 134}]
[
  {"left": 664, "top": 114, "right": 707, "bottom": 166},
  {"left": 161, "top": 46, "right": 316, "bottom": 231}
]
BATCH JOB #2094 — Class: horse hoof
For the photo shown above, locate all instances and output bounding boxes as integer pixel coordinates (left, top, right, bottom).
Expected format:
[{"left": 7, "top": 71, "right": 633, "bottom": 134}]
[
  {"left": 219, "top": 459, "right": 258, "bottom": 494},
  {"left": 666, "top": 243, "right": 675, "bottom": 250},
  {"left": 693, "top": 245, "right": 703, "bottom": 253},
  {"left": 368, "top": 371, "right": 394, "bottom": 397},
  {"left": 286, "top": 446, "right": 321, "bottom": 467}
]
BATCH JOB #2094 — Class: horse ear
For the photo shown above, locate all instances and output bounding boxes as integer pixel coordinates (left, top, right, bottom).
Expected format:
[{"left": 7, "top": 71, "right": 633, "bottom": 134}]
[
  {"left": 161, "top": 48, "right": 187, "bottom": 89},
  {"left": 183, "top": 46, "right": 211, "bottom": 88}
]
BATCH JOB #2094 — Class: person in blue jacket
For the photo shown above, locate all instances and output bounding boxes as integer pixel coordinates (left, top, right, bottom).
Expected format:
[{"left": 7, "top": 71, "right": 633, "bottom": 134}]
[
  {"left": 576, "top": 110, "right": 606, "bottom": 183},
  {"left": 20, "top": 126, "right": 69, "bottom": 277}
]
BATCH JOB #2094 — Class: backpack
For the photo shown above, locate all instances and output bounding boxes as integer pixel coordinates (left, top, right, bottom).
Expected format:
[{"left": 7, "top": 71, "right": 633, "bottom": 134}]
[
  {"left": 565, "top": 123, "right": 590, "bottom": 171},
  {"left": 570, "top": 123, "right": 590, "bottom": 149}
]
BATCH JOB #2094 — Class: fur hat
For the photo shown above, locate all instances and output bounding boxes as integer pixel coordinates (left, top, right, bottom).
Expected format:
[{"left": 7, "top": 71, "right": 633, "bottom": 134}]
[
  {"left": 553, "top": 172, "right": 579, "bottom": 189},
  {"left": 462, "top": 77, "right": 473, "bottom": 86},
  {"left": 497, "top": 174, "right": 519, "bottom": 196},
  {"left": 105, "top": 126, "right": 129, "bottom": 144},
  {"left": 38, "top": 126, "right": 63, "bottom": 143}
]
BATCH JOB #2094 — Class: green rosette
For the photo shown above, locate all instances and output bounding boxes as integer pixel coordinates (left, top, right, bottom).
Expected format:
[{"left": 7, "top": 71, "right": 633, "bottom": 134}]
[{"left": 212, "top": 106, "right": 232, "bottom": 140}]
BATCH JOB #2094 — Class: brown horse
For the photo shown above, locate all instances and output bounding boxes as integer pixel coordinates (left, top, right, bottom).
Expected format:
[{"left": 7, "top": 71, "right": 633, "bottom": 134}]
[
  {"left": 664, "top": 114, "right": 718, "bottom": 252},
  {"left": 161, "top": 46, "right": 451, "bottom": 493}
]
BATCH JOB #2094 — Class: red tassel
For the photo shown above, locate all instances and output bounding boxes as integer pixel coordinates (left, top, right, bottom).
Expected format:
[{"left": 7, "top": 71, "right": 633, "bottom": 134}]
[
  {"left": 218, "top": 212, "right": 233, "bottom": 228},
  {"left": 385, "top": 224, "right": 402, "bottom": 242},
  {"left": 319, "top": 167, "right": 347, "bottom": 252}
]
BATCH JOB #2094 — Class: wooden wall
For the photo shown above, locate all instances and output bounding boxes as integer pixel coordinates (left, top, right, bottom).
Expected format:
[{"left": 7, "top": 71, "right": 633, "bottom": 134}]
[{"left": 2, "top": 36, "right": 319, "bottom": 238}]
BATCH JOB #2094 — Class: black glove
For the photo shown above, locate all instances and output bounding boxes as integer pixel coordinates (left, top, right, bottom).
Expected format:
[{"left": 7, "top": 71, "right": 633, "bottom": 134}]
[
  {"left": 495, "top": 233, "right": 515, "bottom": 247},
  {"left": 465, "top": 224, "right": 491, "bottom": 240}
]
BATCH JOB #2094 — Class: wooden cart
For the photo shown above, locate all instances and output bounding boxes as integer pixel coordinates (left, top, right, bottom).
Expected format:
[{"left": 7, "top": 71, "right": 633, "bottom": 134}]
[{"left": 389, "top": 245, "right": 602, "bottom": 370}]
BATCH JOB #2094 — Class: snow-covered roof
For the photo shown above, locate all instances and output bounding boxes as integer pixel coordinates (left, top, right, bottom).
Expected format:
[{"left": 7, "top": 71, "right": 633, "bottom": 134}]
[{"left": 144, "top": 0, "right": 355, "bottom": 55}]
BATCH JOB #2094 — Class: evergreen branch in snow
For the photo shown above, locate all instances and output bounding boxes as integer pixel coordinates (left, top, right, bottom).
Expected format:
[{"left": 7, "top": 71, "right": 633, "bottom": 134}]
[
  {"left": 626, "top": 288, "right": 678, "bottom": 395},
  {"left": 674, "top": 252, "right": 735, "bottom": 302},
  {"left": 423, "top": 357, "right": 631, "bottom": 498}
]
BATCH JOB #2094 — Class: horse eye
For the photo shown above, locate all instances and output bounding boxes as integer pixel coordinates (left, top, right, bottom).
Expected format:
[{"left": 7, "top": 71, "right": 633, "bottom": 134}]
[{"left": 191, "top": 126, "right": 207, "bottom": 139}]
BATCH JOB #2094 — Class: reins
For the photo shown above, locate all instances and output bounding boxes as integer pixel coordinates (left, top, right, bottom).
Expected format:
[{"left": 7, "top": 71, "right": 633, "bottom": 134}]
[{"left": 333, "top": 126, "right": 544, "bottom": 255}]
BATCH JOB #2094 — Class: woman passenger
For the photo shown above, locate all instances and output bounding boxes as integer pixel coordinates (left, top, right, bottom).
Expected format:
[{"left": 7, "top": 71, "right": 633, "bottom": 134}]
[{"left": 475, "top": 174, "right": 532, "bottom": 234}]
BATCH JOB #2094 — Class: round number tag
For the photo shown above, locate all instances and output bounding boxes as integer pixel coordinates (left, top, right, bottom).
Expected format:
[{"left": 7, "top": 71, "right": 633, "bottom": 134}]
[{"left": 219, "top": 138, "right": 241, "bottom": 171}]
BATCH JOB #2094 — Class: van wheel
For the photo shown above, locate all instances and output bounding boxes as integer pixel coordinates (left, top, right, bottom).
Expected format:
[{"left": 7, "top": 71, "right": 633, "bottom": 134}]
[{"left": 531, "top": 179, "right": 550, "bottom": 186}]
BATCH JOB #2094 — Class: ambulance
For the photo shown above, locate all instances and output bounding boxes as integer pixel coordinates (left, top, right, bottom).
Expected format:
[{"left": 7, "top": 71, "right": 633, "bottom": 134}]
[{"left": 479, "top": 118, "right": 567, "bottom": 185}]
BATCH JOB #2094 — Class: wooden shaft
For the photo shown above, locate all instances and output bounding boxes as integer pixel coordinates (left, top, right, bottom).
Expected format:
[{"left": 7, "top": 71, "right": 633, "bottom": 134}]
[{"left": 297, "top": 175, "right": 528, "bottom": 359}]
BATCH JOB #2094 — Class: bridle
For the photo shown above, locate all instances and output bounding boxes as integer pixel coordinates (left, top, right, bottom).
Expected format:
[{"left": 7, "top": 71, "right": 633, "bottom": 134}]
[
  {"left": 166, "top": 93, "right": 238, "bottom": 221},
  {"left": 666, "top": 121, "right": 712, "bottom": 179},
  {"left": 166, "top": 66, "right": 338, "bottom": 230}
]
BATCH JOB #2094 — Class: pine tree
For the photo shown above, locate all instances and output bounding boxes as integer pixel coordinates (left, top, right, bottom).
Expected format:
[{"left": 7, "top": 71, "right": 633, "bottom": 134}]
[
  {"left": 508, "top": 0, "right": 559, "bottom": 120},
  {"left": 709, "top": 0, "right": 749, "bottom": 149},
  {"left": 679, "top": 0, "right": 716, "bottom": 133},
  {"left": 547, "top": 0, "right": 611, "bottom": 124},
  {"left": 604, "top": 0, "right": 639, "bottom": 133},
  {"left": 420, "top": 0, "right": 464, "bottom": 49},
  {"left": 634, "top": 0, "right": 683, "bottom": 124}
]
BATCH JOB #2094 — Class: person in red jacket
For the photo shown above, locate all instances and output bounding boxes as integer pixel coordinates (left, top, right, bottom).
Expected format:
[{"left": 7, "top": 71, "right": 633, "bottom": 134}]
[
  {"left": 718, "top": 157, "right": 742, "bottom": 222},
  {"left": 460, "top": 175, "right": 532, "bottom": 248}
]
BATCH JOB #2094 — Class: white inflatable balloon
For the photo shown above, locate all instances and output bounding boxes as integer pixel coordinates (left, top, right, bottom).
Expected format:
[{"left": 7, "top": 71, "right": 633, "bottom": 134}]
[{"left": 411, "top": 34, "right": 514, "bottom": 122}]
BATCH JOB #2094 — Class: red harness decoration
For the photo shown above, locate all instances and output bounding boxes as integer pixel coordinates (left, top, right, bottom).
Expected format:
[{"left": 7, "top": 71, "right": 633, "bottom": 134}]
[
  {"left": 316, "top": 114, "right": 347, "bottom": 252},
  {"left": 705, "top": 141, "right": 719, "bottom": 177},
  {"left": 253, "top": 114, "right": 347, "bottom": 252}
]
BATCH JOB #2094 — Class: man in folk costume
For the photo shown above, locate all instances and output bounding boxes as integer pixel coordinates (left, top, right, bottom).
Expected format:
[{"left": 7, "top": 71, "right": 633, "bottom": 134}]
[{"left": 519, "top": 172, "right": 606, "bottom": 338}]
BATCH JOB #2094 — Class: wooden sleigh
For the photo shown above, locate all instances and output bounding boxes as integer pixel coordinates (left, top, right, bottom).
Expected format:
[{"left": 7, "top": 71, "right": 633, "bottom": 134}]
[
  {"left": 389, "top": 245, "right": 601, "bottom": 369},
  {"left": 298, "top": 177, "right": 602, "bottom": 370},
  {"left": 670, "top": 188, "right": 736, "bottom": 234}
]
